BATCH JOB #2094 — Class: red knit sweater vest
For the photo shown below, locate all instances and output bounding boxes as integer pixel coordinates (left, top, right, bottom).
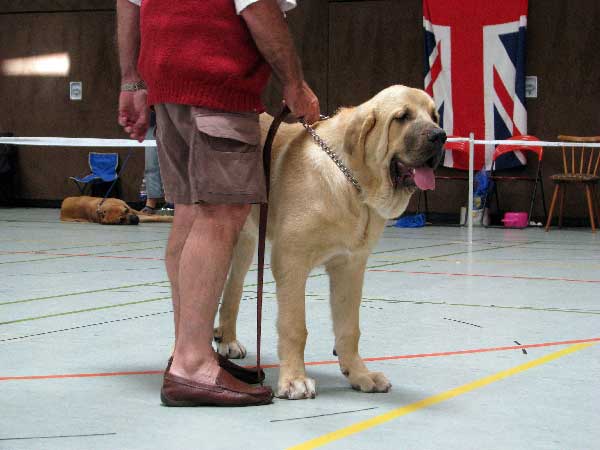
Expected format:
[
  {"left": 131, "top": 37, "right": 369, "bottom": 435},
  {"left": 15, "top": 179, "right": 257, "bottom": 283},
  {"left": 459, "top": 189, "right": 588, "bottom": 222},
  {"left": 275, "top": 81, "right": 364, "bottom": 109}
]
[{"left": 138, "top": 0, "right": 271, "bottom": 112}]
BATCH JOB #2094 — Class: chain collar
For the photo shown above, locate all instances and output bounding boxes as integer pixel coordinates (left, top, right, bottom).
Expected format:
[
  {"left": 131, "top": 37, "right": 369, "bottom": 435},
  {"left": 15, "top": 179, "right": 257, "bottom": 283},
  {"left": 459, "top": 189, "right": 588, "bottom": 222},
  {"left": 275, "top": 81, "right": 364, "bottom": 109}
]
[{"left": 301, "top": 120, "right": 362, "bottom": 193}]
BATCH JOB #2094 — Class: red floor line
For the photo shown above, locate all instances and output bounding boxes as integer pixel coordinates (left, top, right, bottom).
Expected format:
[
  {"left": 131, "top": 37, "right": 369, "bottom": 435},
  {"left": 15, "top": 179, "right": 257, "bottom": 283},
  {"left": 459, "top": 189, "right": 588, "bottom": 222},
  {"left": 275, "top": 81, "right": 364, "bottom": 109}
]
[
  {"left": 2, "top": 337, "right": 598, "bottom": 382},
  {"left": 368, "top": 268, "right": 600, "bottom": 284},
  {"left": 0, "top": 370, "right": 164, "bottom": 381}
]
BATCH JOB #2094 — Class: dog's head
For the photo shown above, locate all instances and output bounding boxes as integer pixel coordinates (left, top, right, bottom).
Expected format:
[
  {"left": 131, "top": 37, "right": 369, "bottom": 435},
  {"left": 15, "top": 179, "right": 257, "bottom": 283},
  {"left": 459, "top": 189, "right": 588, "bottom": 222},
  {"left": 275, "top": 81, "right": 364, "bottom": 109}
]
[
  {"left": 343, "top": 85, "right": 445, "bottom": 218},
  {"left": 96, "top": 198, "right": 140, "bottom": 225}
]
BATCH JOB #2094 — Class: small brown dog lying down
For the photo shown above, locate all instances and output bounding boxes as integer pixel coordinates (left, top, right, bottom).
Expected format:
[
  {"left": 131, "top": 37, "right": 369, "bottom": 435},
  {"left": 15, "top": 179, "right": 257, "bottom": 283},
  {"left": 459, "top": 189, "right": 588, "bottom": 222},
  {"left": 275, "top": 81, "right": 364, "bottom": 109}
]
[{"left": 60, "top": 196, "right": 173, "bottom": 225}]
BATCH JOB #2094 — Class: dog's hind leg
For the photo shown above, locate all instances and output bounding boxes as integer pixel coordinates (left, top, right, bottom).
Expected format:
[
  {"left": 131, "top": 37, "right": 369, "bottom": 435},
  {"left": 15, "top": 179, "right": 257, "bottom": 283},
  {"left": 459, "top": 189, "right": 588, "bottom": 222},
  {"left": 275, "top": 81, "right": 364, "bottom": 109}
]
[
  {"left": 214, "top": 226, "right": 256, "bottom": 359},
  {"left": 326, "top": 255, "right": 392, "bottom": 393}
]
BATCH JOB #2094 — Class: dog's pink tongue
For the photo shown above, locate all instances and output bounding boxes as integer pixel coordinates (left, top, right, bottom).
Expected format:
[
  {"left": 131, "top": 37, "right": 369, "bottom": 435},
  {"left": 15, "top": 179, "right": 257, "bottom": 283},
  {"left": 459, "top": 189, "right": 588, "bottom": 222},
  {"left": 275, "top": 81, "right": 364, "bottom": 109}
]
[{"left": 414, "top": 167, "right": 436, "bottom": 190}]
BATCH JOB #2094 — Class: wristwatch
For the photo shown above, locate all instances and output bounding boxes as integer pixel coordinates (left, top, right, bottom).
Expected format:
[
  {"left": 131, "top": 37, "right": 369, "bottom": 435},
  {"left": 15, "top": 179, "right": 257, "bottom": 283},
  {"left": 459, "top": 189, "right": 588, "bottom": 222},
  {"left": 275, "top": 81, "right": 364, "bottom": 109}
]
[{"left": 121, "top": 80, "right": 147, "bottom": 92}]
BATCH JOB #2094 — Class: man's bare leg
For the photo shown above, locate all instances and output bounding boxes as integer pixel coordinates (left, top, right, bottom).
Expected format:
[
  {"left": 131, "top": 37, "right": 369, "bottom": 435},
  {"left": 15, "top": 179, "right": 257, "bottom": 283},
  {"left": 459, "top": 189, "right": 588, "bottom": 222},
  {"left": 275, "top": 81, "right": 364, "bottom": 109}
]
[
  {"left": 169, "top": 202, "right": 251, "bottom": 383},
  {"left": 164, "top": 204, "right": 196, "bottom": 340}
]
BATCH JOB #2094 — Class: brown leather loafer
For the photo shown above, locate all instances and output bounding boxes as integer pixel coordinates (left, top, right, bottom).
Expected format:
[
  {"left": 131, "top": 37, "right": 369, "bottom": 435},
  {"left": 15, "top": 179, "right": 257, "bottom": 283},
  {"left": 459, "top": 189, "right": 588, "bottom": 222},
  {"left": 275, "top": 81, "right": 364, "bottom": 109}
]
[
  {"left": 165, "top": 354, "right": 266, "bottom": 384},
  {"left": 160, "top": 368, "right": 273, "bottom": 407}
]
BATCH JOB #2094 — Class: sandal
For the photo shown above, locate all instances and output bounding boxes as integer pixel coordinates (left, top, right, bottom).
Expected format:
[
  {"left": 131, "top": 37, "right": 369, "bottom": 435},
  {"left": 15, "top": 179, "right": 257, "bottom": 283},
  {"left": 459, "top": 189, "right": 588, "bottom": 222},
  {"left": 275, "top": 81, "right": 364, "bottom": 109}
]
[{"left": 140, "top": 206, "right": 156, "bottom": 215}]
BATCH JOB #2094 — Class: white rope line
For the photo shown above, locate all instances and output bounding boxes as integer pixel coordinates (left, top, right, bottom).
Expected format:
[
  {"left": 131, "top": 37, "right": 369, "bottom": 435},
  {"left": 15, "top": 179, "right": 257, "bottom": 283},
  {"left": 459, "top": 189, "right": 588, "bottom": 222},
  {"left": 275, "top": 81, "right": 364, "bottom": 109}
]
[
  {"left": 2, "top": 134, "right": 598, "bottom": 246},
  {"left": 1, "top": 136, "right": 600, "bottom": 148},
  {"left": 446, "top": 137, "right": 600, "bottom": 147}
]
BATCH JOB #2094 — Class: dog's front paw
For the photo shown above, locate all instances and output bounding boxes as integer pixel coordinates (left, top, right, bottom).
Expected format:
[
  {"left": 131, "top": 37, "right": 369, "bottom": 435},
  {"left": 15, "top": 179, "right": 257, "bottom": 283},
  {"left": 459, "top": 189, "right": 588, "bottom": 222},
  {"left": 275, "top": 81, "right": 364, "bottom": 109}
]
[
  {"left": 215, "top": 340, "right": 247, "bottom": 359},
  {"left": 276, "top": 376, "right": 317, "bottom": 400},
  {"left": 349, "top": 371, "right": 391, "bottom": 393}
]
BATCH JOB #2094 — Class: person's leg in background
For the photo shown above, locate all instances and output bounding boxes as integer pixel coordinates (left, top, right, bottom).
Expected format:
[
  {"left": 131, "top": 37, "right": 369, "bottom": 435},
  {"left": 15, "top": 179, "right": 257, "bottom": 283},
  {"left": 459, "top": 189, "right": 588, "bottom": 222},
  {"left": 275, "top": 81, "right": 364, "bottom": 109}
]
[{"left": 141, "top": 112, "right": 165, "bottom": 214}]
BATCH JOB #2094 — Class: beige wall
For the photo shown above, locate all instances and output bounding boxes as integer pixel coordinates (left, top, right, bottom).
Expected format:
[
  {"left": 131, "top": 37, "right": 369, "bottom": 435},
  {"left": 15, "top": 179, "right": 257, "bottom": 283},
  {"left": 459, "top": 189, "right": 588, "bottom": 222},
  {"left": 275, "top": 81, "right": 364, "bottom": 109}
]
[{"left": 1, "top": 0, "right": 599, "bottom": 220}]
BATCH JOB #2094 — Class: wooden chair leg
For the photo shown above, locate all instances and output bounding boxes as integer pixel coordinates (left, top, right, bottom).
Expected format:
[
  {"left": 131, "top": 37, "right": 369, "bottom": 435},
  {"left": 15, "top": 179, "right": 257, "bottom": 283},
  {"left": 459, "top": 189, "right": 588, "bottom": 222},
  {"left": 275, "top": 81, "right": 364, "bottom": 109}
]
[
  {"left": 595, "top": 185, "right": 600, "bottom": 227},
  {"left": 545, "top": 184, "right": 560, "bottom": 232},
  {"left": 585, "top": 185, "right": 596, "bottom": 233},
  {"left": 558, "top": 184, "right": 566, "bottom": 228},
  {"left": 540, "top": 177, "right": 548, "bottom": 222},
  {"left": 592, "top": 185, "right": 600, "bottom": 227}
]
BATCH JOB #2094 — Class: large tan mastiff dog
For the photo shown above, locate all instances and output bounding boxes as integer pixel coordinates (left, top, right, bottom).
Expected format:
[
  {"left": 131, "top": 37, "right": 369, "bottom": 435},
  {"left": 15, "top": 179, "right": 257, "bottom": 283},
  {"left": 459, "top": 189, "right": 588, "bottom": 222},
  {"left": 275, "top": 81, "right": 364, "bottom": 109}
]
[
  {"left": 214, "top": 85, "right": 446, "bottom": 399},
  {"left": 60, "top": 196, "right": 173, "bottom": 224}
]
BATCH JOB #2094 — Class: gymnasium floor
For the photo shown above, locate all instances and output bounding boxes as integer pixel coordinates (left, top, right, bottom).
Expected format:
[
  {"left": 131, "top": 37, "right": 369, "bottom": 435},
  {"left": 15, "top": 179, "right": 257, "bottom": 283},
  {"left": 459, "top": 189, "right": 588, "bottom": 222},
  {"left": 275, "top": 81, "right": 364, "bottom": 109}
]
[{"left": 1, "top": 208, "right": 599, "bottom": 450}]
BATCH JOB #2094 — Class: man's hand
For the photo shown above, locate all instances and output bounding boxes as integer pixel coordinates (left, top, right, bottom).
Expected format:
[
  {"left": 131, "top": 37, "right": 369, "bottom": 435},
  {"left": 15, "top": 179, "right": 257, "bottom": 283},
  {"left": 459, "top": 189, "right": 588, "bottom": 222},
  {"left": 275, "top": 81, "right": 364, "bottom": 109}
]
[
  {"left": 118, "top": 90, "right": 149, "bottom": 142},
  {"left": 241, "top": 0, "right": 321, "bottom": 124},
  {"left": 283, "top": 80, "right": 320, "bottom": 125},
  {"left": 116, "top": 0, "right": 148, "bottom": 141}
]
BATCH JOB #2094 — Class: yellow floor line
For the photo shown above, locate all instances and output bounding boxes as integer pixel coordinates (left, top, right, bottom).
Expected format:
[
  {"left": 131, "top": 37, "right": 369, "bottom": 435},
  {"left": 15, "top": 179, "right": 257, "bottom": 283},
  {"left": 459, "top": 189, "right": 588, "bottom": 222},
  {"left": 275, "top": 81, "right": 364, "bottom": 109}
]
[{"left": 287, "top": 342, "right": 596, "bottom": 450}]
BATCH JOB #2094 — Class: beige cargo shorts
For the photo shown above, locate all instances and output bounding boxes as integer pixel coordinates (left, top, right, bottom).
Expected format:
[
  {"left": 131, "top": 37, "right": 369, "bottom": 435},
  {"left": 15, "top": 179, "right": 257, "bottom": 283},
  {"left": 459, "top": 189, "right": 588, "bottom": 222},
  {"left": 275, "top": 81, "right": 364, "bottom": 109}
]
[{"left": 154, "top": 103, "right": 266, "bottom": 205}]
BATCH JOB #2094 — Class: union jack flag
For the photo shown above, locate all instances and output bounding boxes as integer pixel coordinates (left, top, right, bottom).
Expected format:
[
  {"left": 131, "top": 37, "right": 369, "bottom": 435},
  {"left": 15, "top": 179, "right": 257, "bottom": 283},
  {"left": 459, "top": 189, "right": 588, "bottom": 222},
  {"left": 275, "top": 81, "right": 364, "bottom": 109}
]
[{"left": 423, "top": 0, "right": 528, "bottom": 170}]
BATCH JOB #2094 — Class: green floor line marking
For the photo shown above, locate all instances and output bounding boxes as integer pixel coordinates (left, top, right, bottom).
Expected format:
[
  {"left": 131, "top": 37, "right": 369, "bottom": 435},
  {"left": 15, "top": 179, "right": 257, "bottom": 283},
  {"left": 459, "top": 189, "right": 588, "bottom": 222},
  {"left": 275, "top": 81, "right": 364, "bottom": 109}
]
[
  {"left": 369, "top": 241, "right": 459, "bottom": 255},
  {"left": 0, "top": 281, "right": 169, "bottom": 307},
  {"left": 365, "top": 241, "right": 539, "bottom": 270},
  {"left": 241, "top": 289, "right": 600, "bottom": 316},
  {"left": 0, "top": 296, "right": 171, "bottom": 325},
  {"left": 0, "top": 240, "right": 536, "bottom": 322},
  {"left": 244, "top": 241, "right": 536, "bottom": 287},
  {"left": 0, "top": 242, "right": 477, "bottom": 306},
  {"left": 0, "top": 245, "right": 166, "bottom": 266},
  {"left": 0, "top": 238, "right": 167, "bottom": 254},
  {"left": 375, "top": 257, "right": 600, "bottom": 269}
]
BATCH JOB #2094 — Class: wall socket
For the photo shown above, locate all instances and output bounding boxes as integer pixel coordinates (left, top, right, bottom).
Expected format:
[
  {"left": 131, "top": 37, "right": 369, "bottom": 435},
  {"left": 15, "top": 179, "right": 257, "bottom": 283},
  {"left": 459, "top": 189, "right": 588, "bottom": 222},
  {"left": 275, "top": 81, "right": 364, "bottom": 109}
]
[
  {"left": 525, "top": 76, "right": 537, "bottom": 98},
  {"left": 70, "top": 81, "right": 82, "bottom": 101}
]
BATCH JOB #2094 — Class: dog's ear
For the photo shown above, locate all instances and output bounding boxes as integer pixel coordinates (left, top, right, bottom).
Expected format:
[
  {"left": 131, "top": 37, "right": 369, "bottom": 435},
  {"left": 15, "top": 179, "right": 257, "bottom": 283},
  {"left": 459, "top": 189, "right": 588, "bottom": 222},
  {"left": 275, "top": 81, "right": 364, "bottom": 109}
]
[{"left": 343, "top": 108, "right": 376, "bottom": 159}]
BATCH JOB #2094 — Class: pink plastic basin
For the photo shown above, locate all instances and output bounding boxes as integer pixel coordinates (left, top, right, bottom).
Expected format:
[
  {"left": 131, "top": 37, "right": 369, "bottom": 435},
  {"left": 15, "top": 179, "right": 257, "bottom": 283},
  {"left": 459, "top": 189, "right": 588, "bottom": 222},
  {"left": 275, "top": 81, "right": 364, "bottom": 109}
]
[{"left": 502, "top": 212, "right": 528, "bottom": 228}]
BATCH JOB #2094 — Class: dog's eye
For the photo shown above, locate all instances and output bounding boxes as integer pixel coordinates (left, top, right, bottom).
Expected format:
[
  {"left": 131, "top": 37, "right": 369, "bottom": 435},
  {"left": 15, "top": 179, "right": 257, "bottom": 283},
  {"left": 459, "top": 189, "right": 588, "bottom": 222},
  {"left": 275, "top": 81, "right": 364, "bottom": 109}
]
[{"left": 396, "top": 112, "right": 410, "bottom": 121}]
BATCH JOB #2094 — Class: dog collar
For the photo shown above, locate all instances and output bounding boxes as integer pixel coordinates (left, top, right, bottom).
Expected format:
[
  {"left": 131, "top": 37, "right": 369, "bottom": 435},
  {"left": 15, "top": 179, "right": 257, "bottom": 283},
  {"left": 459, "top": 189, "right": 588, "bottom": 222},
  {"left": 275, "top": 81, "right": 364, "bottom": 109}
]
[{"left": 95, "top": 198, "right": 105, "bottom": 221}]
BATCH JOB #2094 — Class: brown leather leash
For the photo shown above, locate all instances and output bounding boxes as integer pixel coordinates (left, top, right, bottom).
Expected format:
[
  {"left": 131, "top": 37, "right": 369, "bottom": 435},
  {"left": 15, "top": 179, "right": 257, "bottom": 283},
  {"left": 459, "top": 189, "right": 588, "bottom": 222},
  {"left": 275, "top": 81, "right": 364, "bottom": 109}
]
[{"left": 256, "top": 105, "right": 290, "bottom": 384}]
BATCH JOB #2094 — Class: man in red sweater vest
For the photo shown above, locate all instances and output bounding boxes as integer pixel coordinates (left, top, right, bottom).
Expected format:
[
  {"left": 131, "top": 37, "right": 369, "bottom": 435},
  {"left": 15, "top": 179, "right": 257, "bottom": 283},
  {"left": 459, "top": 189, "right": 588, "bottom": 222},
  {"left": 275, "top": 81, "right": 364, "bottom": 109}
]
[{"left": 116, "top": 0, "right": 320, "bottom": 406}]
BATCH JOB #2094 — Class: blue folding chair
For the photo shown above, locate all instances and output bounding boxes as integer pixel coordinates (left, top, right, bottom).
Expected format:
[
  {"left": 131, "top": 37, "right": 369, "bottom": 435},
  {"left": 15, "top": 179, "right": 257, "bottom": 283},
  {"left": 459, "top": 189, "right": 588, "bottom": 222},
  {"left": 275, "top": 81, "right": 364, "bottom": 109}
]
[{"left": 70, "top": 152, "right": 119, "bottom": 196}]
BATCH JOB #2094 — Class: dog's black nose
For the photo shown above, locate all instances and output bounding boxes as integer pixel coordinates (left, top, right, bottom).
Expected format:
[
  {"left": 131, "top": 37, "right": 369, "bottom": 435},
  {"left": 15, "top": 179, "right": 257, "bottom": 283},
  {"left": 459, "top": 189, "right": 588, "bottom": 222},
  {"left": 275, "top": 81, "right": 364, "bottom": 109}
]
[
  {"left": 128, "top": 214, "right": 140, "bottom": 225},
  {"left": 428, "top": 128, "right": 447, "bottom": 145}
]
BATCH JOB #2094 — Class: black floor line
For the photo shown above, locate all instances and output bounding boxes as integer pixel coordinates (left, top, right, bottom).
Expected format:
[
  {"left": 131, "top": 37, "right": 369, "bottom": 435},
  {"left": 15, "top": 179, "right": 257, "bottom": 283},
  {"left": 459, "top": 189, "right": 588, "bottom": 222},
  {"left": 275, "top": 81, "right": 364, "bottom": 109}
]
[
  {"left": 0, "top": 432, "right": 116, "bottom": 441},
  {"left": 0, "top": 310, "right": 172, "bottom": 343},
  {"left": 443, "top": 317, "right": 482, "bottom": 328},
  {"left": 270, "top": 406, "right": 378, "bottom": 422},
  {"left": 514, "top": 340, "right": 528, "bottom": 354}
]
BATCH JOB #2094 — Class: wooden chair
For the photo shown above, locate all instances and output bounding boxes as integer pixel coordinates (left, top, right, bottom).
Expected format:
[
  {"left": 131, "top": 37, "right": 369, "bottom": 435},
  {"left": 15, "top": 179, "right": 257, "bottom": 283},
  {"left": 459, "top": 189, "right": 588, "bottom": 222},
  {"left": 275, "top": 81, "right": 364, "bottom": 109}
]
[{"left": 545, "top": 135, "right": 600, "bottom": 232}]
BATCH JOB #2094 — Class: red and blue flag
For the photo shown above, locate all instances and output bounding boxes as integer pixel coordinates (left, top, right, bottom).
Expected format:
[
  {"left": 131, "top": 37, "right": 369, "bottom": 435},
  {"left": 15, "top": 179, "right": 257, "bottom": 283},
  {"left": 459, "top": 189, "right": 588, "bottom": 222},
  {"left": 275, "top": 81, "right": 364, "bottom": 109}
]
[{"left": 424, "top": 0, "right": 528, "bottom": 170}]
